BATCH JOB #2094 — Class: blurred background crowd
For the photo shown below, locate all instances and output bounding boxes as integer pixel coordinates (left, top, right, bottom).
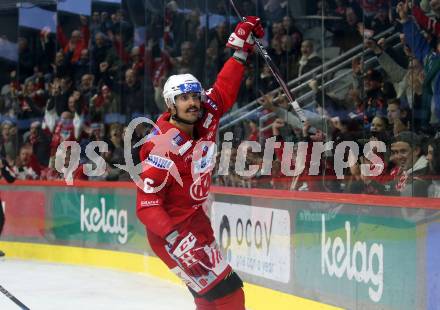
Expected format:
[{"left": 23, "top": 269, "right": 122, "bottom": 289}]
[{"left": 0, "top": 0, "right": 439, "bottom": 198}]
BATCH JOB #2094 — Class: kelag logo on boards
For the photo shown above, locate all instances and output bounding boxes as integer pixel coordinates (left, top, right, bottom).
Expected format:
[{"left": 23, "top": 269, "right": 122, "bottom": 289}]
[
  {"left": 321, "top": 214, "right": 383, "bottom": 302},
  {"left": 294, "top": 210, "right": 416, "bottom": 309},
  {"left": 211, "top": 202, "right": 290, "bottom": 283},
  {"left": 51, "top": 192, "right": 135, "bottom": 246},
  {"left": 80, "top": 194, "right": 128, "bottom": 244}
]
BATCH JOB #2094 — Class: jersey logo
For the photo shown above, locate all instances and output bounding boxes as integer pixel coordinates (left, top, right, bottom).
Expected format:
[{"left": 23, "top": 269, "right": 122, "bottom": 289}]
[
  {"left": 206, "top": 98, "right": 218, "bottom": 111},
  {"left": 193, "top": 143, "right": 216, "bottom": 174},
  {"left": 172, "top": 133, "right": 184, "bottom": 146},
  {"left": 140, "top": 199, "right": 160, "bottom": 208},
  {"left": 203, "top": 113, "right": 213, "bottom": 128},
  {"left": 146, "top": 154, "right": 173, "bottom": 170},
  {"left": 179, "top": 140, "right": 193, "bottom": 155},
  {"left": 190, "top": 172, "right": 211, "bottom": 201},
  {"left": 178, "top": 82, "right": 202, "bottom": 93}
]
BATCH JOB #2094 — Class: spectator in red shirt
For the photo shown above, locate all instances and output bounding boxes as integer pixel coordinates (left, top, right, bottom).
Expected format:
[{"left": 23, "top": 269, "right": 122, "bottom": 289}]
[
  {"left": 49, "top": 111, "right": 79, "bottom": 157},
  {"left": 41, "top": 144, "right": 87, "bottom": 182},
  {"left": 245, "top": 117, "right": 260, "bottom": 141},
  {"left": 57, "top": 15, "right": 90, "bottom": 64},
  {"left": 145, "top": 39, "right": 172, "bottom": 88},
  {"left": 410, "top": 2, "right": 440, "bottom": 39}
]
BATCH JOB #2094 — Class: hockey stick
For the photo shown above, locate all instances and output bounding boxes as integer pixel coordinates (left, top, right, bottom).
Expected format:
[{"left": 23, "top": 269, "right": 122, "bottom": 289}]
[
  {"left": 0, "top": 284, "right": 31, "bottom": 310},
  {"left": 229, "top": 0, "right": 307, "bottom": 122}
]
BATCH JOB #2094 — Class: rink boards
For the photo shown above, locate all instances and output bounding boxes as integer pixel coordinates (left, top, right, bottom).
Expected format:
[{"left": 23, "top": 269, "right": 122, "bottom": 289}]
[{"left": 0, "top": 180, "right": 439, "bottom": 310}]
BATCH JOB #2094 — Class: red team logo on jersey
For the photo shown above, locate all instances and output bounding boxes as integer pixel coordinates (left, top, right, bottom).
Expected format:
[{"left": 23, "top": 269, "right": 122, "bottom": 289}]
[{"left": 190, "top": 172, "right": 211, "bottom": 201}]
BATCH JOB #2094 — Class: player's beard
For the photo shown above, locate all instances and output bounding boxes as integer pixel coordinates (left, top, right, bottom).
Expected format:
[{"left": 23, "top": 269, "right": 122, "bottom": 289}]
[{"left": 185, "top": 106, "right": 200, "bottom": 121}]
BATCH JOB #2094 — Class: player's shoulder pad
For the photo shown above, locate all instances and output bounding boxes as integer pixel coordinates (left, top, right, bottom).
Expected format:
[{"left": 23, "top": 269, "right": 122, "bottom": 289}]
[
  {"left": 140, "top": 127, "right": 184, "bottom": 170},
  {"left": 140, "top": 139, "right": 175, "bottom": 171},
  {"left": 139, "top": 139, "right": 154, "bottom": 162}
]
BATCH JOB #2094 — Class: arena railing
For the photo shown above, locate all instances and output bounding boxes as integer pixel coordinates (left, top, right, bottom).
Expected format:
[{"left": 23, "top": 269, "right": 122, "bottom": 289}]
[{"left": 219, "top": 27, "right": 398, "bottom": 130}]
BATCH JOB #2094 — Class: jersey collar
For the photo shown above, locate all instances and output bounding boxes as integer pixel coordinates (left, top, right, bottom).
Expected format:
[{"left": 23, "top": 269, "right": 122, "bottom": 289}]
[{"left": 156, "top": 112, "right": 194, "bottom": 146}]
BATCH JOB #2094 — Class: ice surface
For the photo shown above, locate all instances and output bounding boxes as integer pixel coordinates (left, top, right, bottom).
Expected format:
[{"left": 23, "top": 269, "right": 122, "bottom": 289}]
[{"left": 0, "top": 259, "right": 194, "bottom": 310}]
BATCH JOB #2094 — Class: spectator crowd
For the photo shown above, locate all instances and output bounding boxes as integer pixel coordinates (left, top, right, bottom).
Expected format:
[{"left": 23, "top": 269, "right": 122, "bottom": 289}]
[{"left": 0, "top": 0, "right": 438, "bottom": 198}]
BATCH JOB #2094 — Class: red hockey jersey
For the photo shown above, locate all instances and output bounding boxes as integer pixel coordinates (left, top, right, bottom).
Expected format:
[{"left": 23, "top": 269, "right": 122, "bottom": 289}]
[{"left": 136, "top": 58, "right": 244, "bottom": 240}]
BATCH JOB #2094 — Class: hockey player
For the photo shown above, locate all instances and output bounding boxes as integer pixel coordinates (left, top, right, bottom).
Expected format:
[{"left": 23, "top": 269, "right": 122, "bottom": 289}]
[
  {"left": 0, "top": 158, "right": 16, "bottom": 257},
  {"left": 136, "top": 16, "right": 264, "bottom": 309}
]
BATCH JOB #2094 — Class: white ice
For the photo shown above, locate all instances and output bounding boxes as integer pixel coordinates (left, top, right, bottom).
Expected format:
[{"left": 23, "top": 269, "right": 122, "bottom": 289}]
[{"left": 0, "top": 258, "right": 195, "bottom": 310}]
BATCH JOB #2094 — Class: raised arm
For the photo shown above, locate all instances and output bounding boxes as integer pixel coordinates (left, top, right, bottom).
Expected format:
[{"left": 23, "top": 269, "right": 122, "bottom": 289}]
[
  {"left": 205, "top": 58, "right": 245, "bottom": 116},
  {"left": 402, "top": 18, "right": 431, "bottom": 63},
  {"left": 206, "top": 16, "right": 265, "bottom": 116},
  {"left": 397, "top": 2, "right": 431, "bottom": 63},
  {"left": 56, "top": 24, "right": 68, "bottom": 50},
  {"left": 412, "top": 5, "right": 440, "bottom": 38}
]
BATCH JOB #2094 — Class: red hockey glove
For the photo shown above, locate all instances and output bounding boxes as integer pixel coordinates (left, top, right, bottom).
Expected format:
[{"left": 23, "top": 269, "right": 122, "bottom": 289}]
[
  {"left": 167, "top": 231, "right": 213, "bottom": 277},
  {"left": 226, "top": 16, "right": 265, "bottom": 53}
]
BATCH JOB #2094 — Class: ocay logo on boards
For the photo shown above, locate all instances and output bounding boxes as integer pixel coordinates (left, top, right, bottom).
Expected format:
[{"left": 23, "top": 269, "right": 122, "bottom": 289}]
[
  {"left": 321, "top": 214, "right": 384, "bottom": 302},
  {"left": 80, "top": 194, "right": 128, "bottom": 244},
  {"left": 219, "top": 211, "right": 274, "bottom": 256}
]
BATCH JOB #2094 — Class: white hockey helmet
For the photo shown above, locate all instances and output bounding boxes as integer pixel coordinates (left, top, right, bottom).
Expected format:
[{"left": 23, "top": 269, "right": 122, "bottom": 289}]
[{"left": 163, "top": 73, "right": 204, "bottom": 108}]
